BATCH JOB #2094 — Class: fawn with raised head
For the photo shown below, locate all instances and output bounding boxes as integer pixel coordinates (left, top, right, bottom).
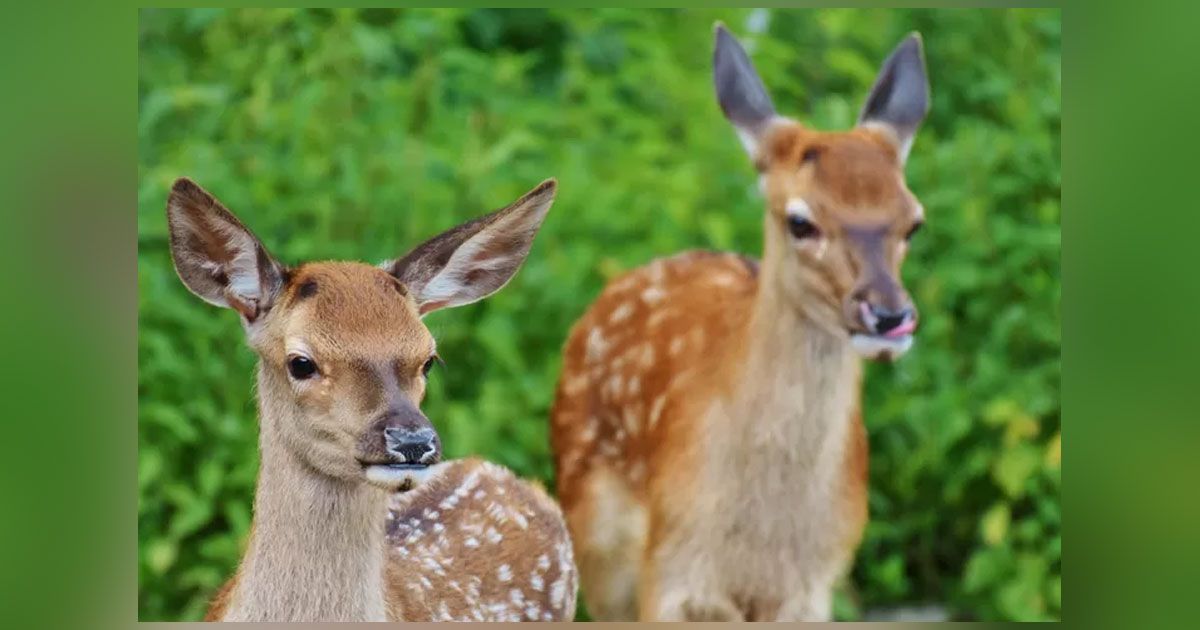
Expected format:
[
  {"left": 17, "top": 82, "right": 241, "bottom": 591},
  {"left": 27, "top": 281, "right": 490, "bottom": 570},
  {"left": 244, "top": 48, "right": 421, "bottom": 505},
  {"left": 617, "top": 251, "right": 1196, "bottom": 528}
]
[
  {"left": 550, "top": 25, "right": 930, "bottom": 621},
  {"left": 166, "top": 178, "right": 577, "bottom": 621}
]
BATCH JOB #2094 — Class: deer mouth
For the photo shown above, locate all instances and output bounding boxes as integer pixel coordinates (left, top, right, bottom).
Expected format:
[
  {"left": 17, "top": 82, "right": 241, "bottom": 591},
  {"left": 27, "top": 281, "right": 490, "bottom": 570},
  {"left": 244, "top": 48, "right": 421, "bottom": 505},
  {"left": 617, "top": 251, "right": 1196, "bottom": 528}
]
[
  {"left": 849, "top": 332, "right": 914, "bottom": 361},
  {"left": 361, "top": 461, "right": 442, "bottom": 493},
  {"left": 848, "top": 301, "right": 917, "bottom": 360}
]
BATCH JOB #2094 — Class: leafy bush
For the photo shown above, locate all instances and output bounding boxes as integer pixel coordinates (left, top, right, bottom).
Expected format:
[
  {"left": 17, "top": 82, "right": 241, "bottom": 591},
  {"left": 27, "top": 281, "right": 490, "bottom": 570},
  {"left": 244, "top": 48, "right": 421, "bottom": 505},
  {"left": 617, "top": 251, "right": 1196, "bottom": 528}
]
[{"left": 138, "top": 8, "right": 1060, "bottom": 621}]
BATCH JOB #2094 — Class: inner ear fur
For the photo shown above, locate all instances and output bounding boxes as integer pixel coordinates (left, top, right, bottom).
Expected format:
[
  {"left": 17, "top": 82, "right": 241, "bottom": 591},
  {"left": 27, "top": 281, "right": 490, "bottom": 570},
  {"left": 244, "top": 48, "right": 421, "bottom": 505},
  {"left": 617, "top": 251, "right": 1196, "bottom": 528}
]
[{"left": 166, "top": 177, "right": 287, "bottom": 321}]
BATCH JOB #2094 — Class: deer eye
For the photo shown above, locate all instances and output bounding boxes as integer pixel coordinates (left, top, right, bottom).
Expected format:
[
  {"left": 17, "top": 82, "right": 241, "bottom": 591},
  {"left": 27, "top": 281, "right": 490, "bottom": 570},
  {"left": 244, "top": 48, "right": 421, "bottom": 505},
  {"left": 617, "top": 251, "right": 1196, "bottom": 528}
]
[
  {"left": 787, "top": 215, "right": 821, "bottom": 240},
  {"left": 905, "top": 221, "right": 924, "bottom": 241},
  {"left": 422, "top": 355, "right": 441, "bottom": 378},
  {"left": 287, "top": 355, "right": 318, "bottom": 380}
]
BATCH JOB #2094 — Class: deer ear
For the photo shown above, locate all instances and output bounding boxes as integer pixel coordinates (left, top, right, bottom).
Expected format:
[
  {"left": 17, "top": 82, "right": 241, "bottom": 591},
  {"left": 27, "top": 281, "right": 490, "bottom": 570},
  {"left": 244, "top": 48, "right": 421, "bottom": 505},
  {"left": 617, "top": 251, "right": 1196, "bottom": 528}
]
[
  {"left": 166, "top": 178, "right": 286, "bottom": 323},
  {"left": 713, "top": 22, "right": 777, "bottom": 158},
  {"left": 858, "top": 33, "right": 930, "bottom": 162},
  {"left": 386, "top": 179, "right": 557, "bottom": 316}
]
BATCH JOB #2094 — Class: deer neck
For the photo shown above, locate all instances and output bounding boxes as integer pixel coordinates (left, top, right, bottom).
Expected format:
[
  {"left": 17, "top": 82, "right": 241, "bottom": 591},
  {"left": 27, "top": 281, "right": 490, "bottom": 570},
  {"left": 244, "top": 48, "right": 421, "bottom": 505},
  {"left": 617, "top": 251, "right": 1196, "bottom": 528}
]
[
  {"left": 221, "top": 367, "right": 390, "bottom": 622},
  {"left": 723, "top": 237, "right": 861, "bottom": 463}
]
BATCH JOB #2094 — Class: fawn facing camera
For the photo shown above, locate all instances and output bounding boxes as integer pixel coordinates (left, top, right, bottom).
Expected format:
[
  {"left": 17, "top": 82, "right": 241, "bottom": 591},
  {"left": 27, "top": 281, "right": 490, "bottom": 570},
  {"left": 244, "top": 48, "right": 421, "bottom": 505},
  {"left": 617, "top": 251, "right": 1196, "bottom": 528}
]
[{"left": 167, "top": 178, "right": 577, "bottom": 622}]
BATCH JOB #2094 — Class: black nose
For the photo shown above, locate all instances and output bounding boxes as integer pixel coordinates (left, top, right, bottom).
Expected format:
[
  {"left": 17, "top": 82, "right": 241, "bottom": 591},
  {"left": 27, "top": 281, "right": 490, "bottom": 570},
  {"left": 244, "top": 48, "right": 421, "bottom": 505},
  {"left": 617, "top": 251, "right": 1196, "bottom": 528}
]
[
  {"left": 383, "top": 427, "right": 440, "bottom": 466},
  {"left": 865, "top": 303, "right": 915, "bottom": 335}
]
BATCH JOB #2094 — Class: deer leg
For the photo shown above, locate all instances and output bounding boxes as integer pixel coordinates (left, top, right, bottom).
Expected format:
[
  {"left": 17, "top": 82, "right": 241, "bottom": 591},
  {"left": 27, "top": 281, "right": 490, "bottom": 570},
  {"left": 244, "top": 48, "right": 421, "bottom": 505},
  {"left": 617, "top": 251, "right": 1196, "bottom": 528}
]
[
  {"left": 637, "top": 557, "right": 742, "bottom": 621},
  {"left": 641, "top": 586, "right": 743, "bottom": 622},
  {"left": 568, "top": 467, "right": 646, "bottom": 621},
  {"left": 774, "top": 582, "right": 834, "bottom": 622}
]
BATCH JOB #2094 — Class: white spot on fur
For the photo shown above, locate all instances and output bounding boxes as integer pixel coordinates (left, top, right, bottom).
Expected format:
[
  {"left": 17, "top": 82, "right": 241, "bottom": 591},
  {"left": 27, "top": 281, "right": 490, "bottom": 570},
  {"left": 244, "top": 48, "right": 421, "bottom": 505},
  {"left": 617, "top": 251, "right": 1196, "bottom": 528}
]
[
  {"left": 464, "top": 536, "right": 479, "bottom": 548},
  {"left": 641, "top": 285, "right": 666, "bottom": 304},
  {"left": 668, "top": 336, "right": 686, "bottom": 356},
  {"left": 648, "top": 395, "right": 667, "bottom": 428},
  {"left": 786, "top": 197, "right": 814, "bottom": 220},
  {"left": 586, "top": 327, "right": 609, "bottom": 363},
  {"left": 580, "top": 421, "right": 598, "bottom": 443},
  {"left": 498, "top": 564, "right": 513, "bottom": 582},
  {"left": 609, "top": 302, "right": 635, "bottom": 324},
  {"left": 606, "top": 374, "right": 624, "bottom": 398}
]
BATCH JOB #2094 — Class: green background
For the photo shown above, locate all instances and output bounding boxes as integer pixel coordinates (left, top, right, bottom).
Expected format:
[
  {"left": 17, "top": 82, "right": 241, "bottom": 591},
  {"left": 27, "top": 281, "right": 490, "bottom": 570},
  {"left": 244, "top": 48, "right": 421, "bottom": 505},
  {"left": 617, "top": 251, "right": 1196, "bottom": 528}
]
[{"left": 137, "top": 7, "right": 1060, "bottom": 621}]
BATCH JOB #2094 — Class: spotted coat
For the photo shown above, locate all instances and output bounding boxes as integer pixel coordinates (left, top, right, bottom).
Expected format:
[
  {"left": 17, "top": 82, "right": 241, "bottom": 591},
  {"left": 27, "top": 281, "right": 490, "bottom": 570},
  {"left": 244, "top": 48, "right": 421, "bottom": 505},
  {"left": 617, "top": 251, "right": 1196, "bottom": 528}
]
[{"left": 383, "top": 458, "right": 578, "bottom": 622}]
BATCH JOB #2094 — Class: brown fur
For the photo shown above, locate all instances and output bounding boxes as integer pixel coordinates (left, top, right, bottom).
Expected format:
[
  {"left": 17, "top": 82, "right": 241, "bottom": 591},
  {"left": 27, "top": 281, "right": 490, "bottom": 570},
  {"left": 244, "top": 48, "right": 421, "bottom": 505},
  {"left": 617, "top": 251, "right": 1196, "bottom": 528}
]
[{"left": 550, "top": 121, "right": 923, "bottom": 619}]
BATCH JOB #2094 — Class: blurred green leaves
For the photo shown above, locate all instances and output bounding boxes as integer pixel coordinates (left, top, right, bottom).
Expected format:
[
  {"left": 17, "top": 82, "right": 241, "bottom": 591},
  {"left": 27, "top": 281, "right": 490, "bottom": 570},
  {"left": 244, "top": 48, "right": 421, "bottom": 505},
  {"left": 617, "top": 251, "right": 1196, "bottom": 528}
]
[{"left": 138, "top": 8, "right": 1059, "bottom": 621}]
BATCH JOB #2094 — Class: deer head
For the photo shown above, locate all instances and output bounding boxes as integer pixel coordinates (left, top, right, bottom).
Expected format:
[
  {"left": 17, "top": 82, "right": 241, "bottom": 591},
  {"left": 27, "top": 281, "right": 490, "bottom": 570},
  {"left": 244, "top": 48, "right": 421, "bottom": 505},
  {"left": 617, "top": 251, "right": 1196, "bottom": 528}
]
[
  {"left": 714, "top": 24, "right": 930, "bottom": 360},
  {"left": 167, "top": 177, "right": 557, "bottom": 490}
]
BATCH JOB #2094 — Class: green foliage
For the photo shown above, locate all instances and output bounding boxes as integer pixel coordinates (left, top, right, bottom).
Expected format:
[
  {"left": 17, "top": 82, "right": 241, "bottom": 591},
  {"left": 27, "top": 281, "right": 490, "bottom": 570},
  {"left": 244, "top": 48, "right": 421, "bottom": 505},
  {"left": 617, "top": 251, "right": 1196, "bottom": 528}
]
[{"left": 138, "top": 8, "right": 1060, "bottom": 621}]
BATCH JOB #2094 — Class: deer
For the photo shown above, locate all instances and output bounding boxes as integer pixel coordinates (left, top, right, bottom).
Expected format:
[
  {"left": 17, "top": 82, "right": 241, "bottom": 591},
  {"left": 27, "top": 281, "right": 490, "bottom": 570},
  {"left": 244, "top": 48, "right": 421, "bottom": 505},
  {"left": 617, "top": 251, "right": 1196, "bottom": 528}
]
[
  {"left": 163, "top": 177, "right": 578, "bottom": 622},
  {"left": 549, "top": 24, "right": 931, "bottom": 621}
]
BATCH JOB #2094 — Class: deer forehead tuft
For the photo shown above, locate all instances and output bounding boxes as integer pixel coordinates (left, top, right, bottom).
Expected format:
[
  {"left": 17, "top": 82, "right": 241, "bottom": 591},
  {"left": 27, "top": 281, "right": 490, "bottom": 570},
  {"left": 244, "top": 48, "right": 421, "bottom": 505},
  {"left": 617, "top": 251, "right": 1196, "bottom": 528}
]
[
  {"left": 278, "top": 262, "right": 432, "bottom": 356},
  {"left": 765, "top": 127, "right": 912, "bottom": 217},
  {"left": 286, "top": 262, "right": 413, "bottom": 312}
]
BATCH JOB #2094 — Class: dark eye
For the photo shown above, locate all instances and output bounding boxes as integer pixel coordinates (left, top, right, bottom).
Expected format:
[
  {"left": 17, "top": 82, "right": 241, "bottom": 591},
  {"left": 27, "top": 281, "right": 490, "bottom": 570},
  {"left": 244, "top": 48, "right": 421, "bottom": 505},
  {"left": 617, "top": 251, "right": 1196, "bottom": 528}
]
[
  {"left": 287, "top": 355, "right": 318, "bottom": 380},
  {"left": 905, "top": 221, "right": 924, "bottom": 241},
  {"left": 787, "top": 215, "right": 821, "bottom": 240},
  {"left": 422, "top": 355, "right": 440, "bottom": 378}
]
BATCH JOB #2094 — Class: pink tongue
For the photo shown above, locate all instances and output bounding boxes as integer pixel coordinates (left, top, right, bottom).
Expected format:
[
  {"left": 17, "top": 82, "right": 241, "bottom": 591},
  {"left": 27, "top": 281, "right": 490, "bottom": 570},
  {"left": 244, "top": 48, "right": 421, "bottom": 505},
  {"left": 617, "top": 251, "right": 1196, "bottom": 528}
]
[{"left": 886, "top": 318, "right": 917, "bottom": 338}]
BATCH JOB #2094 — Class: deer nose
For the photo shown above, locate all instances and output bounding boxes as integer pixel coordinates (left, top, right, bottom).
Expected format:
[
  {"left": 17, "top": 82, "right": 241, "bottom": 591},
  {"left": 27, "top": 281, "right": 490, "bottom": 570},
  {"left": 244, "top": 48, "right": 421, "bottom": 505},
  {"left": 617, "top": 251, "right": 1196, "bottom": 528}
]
[
  {"left": 383, "top": 427, "right": 441, "bottom": 466},
  {"left": 859, "top": 301, "right": 917, "bottom": 337}
]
